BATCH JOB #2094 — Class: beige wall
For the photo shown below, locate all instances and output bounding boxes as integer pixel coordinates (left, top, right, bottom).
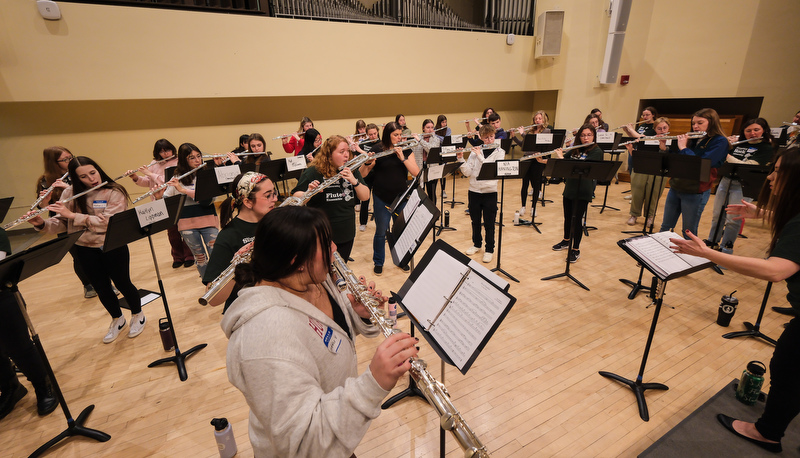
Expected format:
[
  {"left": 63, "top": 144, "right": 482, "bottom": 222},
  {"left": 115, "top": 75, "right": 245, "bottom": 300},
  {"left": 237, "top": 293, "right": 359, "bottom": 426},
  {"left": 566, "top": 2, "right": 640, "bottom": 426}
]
[{"left": 0, "top": 0, "right": 797, "bottom": 223}]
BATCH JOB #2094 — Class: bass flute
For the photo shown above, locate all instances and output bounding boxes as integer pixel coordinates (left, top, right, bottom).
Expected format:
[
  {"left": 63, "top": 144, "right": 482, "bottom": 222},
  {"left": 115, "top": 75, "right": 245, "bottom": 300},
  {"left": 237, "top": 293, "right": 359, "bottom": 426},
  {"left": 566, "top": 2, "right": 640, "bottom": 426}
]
[
  {"left": 132, "top": 163, "right": 207, "bottom": 204},
  {"left": 330, "top": 252, "right": 491, "bottom": 458}
]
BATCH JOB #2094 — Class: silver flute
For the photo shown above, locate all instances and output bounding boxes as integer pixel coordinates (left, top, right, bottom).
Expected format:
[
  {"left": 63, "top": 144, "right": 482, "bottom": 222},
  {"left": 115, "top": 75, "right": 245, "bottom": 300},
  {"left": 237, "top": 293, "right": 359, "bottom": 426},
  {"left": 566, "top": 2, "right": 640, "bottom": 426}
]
[
  {"left": 3, "top": 181, "right": 109, "bottom": 230},
  {"left": 198, "top": 249, "right": 251, "bottom": 306},
  {"left": 29, "top": 172, "right": 69, "bottom": 211},
  {"left": 330, "top": 251, "right": 491, "bottom": 458},
  {"left": 132, "top": 163, "right": 207, "bottom": 204}
]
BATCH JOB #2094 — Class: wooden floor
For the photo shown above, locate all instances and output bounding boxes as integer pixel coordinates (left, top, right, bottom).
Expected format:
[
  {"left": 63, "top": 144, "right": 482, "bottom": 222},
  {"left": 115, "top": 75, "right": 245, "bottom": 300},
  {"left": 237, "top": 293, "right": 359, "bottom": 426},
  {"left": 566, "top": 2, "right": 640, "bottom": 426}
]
[{"left": 2, "top": 177, "right": 789, "bottom": 457}]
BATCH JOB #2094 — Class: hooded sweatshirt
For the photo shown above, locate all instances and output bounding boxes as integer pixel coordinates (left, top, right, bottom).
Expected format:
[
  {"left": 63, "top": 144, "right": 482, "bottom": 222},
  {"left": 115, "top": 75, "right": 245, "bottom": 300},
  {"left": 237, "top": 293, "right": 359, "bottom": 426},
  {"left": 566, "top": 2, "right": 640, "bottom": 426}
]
[{"left": 221, "top": 276, "right": 386, "bottom": 457}]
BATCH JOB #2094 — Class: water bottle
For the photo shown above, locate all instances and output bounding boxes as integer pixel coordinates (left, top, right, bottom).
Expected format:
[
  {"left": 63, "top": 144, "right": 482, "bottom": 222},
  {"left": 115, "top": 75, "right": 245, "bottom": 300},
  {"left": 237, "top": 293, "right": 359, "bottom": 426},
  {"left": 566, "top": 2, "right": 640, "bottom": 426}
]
[
  {"left": 514, "top": 211, "right": 520, "bottom": 225},
  {"left": 444, "top": 210, "right": 450, "bottom": 227},
  {"left": 158, "top": 318, "right": 175, "bottom": 352},
  {"left": 388, "top": 298, "right": 398, "bottom": 328},
  {"left": 716, "top": 290, "right": 738, "bottom": 327},
  {"left": 211, "top": 418, "right": 238, "bottom": 458},
  {"left": 736, "top": 361, "right": 766, "bottom": 406}
]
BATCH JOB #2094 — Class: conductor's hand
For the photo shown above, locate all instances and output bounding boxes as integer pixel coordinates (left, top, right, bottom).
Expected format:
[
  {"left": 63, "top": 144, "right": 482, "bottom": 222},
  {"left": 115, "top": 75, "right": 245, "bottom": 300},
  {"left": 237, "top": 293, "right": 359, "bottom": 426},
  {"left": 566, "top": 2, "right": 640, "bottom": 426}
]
[
  {"left": 369, "top": 332, "right": 418, "bottom": 391},
  {"left": 668, "top": 230, "right": 711, "bottom": 258},
  {"left": 726, "top": 199, "right": 758, "bottom": 221}
]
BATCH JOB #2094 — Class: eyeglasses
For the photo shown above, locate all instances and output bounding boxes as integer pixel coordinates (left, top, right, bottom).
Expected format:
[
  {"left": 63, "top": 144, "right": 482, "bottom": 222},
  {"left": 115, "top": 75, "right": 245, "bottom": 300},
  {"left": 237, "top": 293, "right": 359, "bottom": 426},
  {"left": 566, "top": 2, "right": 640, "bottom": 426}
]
[
  {"left": 56, "top": 156, "right": 74, "bottom": 163},
  {"left": 263, "top": 190, "right": 276, "bottom": 199},
  {"left": 187, "top": 155, "right": 203, "bottom": 161}
]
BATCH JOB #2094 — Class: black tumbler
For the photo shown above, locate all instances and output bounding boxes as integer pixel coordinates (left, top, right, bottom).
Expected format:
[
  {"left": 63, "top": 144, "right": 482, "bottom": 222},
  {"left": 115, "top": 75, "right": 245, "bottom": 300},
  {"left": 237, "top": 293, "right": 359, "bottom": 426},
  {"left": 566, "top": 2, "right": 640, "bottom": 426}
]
[
  {"left": 716, "top": 291, "right": 738, "bottom": 327},
  {"left": 159, "top": 317, "right": 175, "bottom": 351}
]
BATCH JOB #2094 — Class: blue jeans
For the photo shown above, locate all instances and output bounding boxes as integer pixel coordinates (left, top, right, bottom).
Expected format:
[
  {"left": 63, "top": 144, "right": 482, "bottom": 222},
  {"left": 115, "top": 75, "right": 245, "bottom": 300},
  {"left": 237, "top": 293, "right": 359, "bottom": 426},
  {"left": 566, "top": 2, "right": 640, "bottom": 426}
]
[
  {"left": 707, "top": 177, "right": 748, "bottom": 248},
  {"left": 372, "top": 194, "right": 404, "bottom": 267},
  {"left": 180, "top": 226, "right": 218, "bottom": 277},
  {"left": 659, "top": 189, "right": 710, "bottom": 237}
]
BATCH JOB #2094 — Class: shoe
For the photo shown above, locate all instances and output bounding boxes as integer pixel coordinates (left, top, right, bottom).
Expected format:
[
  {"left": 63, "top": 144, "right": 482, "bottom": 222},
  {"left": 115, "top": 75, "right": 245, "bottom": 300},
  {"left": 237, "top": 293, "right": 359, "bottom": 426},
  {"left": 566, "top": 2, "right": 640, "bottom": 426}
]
[
  {"left": 359, "top": 225, "right": 367, "bottom": 232},
  {"left": 568, "top": 250, "right": 581, "bottom": 263},
  {"left": 717, "top": 414, "right": 781, "bottom": 453},
  {"left": 103, "top": 316, "right": 126, "bottom": 344},
  {"left": 83, "top": 285, "right": 97, "bottom": 299},
  {"left": 355, "top": 204, "right": 361, "bottom": 211},
  {"left": 626, "top": 215, "right": 637, "bottom": 225},
  {"left": 623, "top": 195, "right": 632, "bottom": 200},
  {"left": 0, "top": 379, "right": 28, "bottom": 420},
  {"left": 128, "top": 312, "right": 146, "bottom": 338},
  {"left": 464, "top": 208, "right": 470, "bottom": 214},
  {"left": 183, "top": 260, "right": 195, "bottom": 268},
  {"left": 646, "top": 217, "right": 654, "bottom": 228},
  {"left": 401, "top": 264, "right": 410, "bottom": 272},
  {"left": 373, "top": 265, "right": 382, "bottom": 276},
  {"left": 527, "top": 188, "right": 533, "bottom": 196},
  {"left": 519, "top": 207, "right": 526, "bottom": 217},
  {"left": 112, "top": 286, "right": 120, "bottom": 296},
  {"left": 772, "top": 306, "right": 799, "bottom": 316},
  {"left": 552, "top": 240, "right": 570, "bottom": 251},
  {"left": 442, "top": 191, "right": 448, "bottom": 199},
  {"left": 35, "top": 383, "right": 58, "bottom": 416},
  {"left": 703, "top": 239, "right": 715, "bottom": 248},
  {"left": 465, "top": 246, "right": 480, "bottom": 255},
  {"left": 482, "top": 252, "right": 493, "bottom": 263},
  {"left": 172, "top": 261, "right": 182, "bottom": 268}
]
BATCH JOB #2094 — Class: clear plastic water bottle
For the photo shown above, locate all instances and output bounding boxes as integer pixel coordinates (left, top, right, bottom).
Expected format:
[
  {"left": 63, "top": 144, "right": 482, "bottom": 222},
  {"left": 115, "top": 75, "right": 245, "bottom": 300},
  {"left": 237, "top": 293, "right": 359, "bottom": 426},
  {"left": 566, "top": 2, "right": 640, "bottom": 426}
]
[
  {"left": 211, "top": 418, "right": 238, "bottom": 458},
  {"left": 388, "top": 298, "right": 398, "bottom": 328}
]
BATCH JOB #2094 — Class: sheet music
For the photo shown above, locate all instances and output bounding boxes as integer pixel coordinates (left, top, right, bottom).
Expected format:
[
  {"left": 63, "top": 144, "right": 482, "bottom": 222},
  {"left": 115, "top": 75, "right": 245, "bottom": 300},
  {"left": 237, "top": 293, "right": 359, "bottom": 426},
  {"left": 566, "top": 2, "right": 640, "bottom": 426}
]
[
  {"left": 624, "top": 231, "right": 709, "bottom": 278},
  {"left": 395, "top": 204, "right": 432, "bottom": 259},
  {"left": 403, "top": 251, "right": 471, "bottom": 325},
  {"left": 402, "top": 190, "right": 422, "bottom": 221},
  {"left": 427, "top": 164, "right": 444, "bottom": 180},
  {"left": 536, "top": 133, "right": 553, "bottom": 144}
]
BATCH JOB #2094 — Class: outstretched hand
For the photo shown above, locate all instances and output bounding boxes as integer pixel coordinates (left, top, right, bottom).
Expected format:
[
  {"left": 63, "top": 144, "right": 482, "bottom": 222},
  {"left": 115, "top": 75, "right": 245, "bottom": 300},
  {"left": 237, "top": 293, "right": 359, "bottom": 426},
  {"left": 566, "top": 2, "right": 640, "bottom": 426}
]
[
  {"left": 668, "top": 230, "right": 711, "bottom": 258},
  {"left": 726, "top": 199, "right": 758, "bottom": 221}
]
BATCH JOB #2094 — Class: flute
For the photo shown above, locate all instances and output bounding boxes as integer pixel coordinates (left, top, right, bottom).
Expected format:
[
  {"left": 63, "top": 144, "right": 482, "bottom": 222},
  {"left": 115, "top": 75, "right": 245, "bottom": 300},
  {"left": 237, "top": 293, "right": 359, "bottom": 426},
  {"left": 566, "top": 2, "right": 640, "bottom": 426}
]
[
  {"left": 730, "top": 136, "right": 763, "bottom": 146},
  {"left": 609, "top": 120, "right": 648, "bottom": 132},
  {"left": 330, "top": 252, "right": 491, "bottom": 458},
  {"left": 273, "top": 132, "right": 302, "bottom": 140},
  {"left": 519, "top": 142, "right": 597, "bottom": 161},
  {"left": 617, "top": 131, "right": 706, "bottom": 147},
  {"left": 4, "top": 181, "right": 109, "bottom": 230},
  {"left": 460, "top": 117, "right": 487, "bottom": 123},
  {"left": 402, "top": 127, "right": 449, "bottom": 139},
  {"left": 131, "top": 163, "right": 207, "bottom": 204},
  {"left": 201, "top": 151, "right": 262, "bottom": 159},
  {"left": 30, "top": 172, "right": 69, "bottom": 211},
  {"left": 114, "top": 156, "right": 175, "bottom": 181}
]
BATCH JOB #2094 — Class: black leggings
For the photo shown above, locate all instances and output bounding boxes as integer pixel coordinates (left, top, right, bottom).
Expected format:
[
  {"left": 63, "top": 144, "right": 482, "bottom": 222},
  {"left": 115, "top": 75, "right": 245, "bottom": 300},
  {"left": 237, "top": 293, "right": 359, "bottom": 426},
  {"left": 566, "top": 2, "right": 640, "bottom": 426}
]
[
  {"left": 0, "top": 292, "right": 49, "bottom": 392},
  {"left": 468, "top": 191, "right": 498, "bottom": 253},
  {"left": 72, "top": 245, "right": 141, "bottom": 318},
  {"left": 755, "top": 315, "right": 800, "bottom": 441},
  {"left": 520, "top": 162, "right": 545, "bottom": 208},
  {"left": 562, "top": 198, "right": 589, "bottom": 250}
]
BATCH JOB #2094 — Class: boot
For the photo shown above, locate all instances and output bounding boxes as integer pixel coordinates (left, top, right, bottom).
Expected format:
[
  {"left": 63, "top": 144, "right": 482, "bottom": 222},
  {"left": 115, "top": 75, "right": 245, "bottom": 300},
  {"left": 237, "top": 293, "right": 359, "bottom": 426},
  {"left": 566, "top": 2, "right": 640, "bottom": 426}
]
[
  {"left": 34, "top": 381, "right": 58, "bottom": 416},
  {"left": 0, "top": 377, "right": 28, "bottom": 420}
]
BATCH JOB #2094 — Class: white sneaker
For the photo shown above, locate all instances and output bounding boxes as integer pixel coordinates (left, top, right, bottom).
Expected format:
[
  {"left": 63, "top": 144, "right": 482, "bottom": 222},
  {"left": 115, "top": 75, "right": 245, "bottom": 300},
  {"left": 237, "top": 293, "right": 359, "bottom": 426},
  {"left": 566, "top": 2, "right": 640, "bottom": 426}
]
[
  {"left": 103, "top": 316, "right": 127, "bottom": 344},
  {"left": 442, "top": 191, "right": 448, "bottom": 199},
  {"left": 519, "top": 207, "right": 526, "bottom": 217},
  {"left": 482, "top": 252, "right": 493, "bottom": 263},
  {"left": 465, "top": 246, "right": 480, "bottom": 255},
  {"left": 534, "top": 207, "right": 538, "bottom": 217},
  {"left": 128, "top": 313, "right": 146, "bottom": 338},
  {"left": 527, "top": 188, "right": 533, "bottom": 196},
  {"left": 624, "top": 195, "right": 632, "bottom": 200},
  {"left": 359, "top": 225, "right": 366, "bottom": 232},
  {"left": 355, "top": 204, "right": 361, "bottom": 211}
]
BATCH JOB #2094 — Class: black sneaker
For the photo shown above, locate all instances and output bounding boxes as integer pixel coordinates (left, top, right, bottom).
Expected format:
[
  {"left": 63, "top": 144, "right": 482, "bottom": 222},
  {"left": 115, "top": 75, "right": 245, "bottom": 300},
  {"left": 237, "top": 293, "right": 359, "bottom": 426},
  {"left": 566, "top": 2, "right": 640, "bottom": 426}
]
[
  {"left": 552, "top": 240, "right": 570, "bottom": 251},
  {"left": 568, "top": 250, "right": 581, "bottom": 263},
  {"left": 401, "top": 264, "right": 410, "bottom": 272},
  {"left": 373, "top": 265, "right": 383, "bottom": 276}
]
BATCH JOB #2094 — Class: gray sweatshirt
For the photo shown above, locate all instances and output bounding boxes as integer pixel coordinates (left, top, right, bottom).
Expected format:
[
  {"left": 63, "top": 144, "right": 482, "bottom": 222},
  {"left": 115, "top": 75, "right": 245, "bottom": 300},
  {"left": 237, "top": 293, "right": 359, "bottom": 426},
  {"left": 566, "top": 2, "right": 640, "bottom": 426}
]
[{"left": 221, "top": 277, "right": 386, "bottom": 457}]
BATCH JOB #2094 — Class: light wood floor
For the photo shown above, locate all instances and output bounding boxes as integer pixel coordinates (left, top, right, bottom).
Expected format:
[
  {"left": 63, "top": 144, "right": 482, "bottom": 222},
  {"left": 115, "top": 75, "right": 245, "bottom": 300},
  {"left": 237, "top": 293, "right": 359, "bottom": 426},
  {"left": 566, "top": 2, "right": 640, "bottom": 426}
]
[{"left": 2, "top": 177, "right": 789, "bottom": 457}]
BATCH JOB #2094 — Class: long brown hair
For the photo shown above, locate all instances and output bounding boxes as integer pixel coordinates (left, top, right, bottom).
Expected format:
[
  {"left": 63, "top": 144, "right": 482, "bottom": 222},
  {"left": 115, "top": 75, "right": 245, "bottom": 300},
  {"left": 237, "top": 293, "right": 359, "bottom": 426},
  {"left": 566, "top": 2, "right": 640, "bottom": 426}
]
[
  {"left": 311, "top": 135, "right": 348, "bottom": 178},
  {"left": 67, "top": 156, "right": 129, "bottom": 215},
  {"left": 757, "top": 148, "right": 800, "bottom": 254},
  {"left": 37, "top": 146, "right": 72, "bottom": 190},
  {"left": 692, "top": 108, "right": 725, "bottom": 139}
]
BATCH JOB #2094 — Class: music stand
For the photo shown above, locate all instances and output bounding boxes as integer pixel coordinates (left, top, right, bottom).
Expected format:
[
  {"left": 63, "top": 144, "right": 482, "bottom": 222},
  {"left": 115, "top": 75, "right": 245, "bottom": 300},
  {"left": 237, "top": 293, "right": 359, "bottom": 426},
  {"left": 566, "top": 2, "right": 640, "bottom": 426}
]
[
  {"left": 591, "top": 132, "right": 623, "bottom": 213},
  {"left": 619, "top": 153, "right": 711, "bottom": 298},
  {"left": 476, "top": 159, "right": 522, "bottom": 283},
  {"left": 0, "top": 231, "right": 112, "bottom": 457},
  {"left": 387, "top": 187, "right": 440, "bottom": 269},
  {"left": 104, "top": 195, "right": 206, "bottom": 382},
  {"left": 721, "top": 282, "right": 777, "bottom": 345},
  {"left": 259, "top": 157, "right": 307, "bottom": 198},
  {"left": 601, "top": 233, "right": 713, "bottom": 421},
  {"left": 0, "top": 197, "right": 14, "bottom": 222},
  {"left": 707, "top": 163, "right": 770, "bottom": 249},
  {"left": 541, "top": 159, "right": 620, "bottom": 291},
  {"left": 441, "top": 136, "right": 467, "bottom": 208},
  {"left": 194, "top": 163, "right": 256, "bottom": 201},
  {"left": 426, "top": 148, "right": 461, "bottom": 236}
]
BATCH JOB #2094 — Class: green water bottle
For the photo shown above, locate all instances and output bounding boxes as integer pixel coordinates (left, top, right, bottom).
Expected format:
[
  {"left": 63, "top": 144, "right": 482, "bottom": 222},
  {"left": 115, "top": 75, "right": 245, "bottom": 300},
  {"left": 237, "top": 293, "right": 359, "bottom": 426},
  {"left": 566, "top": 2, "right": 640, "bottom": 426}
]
[{"left": 736, "top": 361, "right": 766, "bottom": 406}]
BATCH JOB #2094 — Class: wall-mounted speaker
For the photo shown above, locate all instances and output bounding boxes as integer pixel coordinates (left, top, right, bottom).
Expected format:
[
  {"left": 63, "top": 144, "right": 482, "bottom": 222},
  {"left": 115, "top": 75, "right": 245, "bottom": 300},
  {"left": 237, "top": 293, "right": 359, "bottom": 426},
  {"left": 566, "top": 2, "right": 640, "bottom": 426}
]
[
  {"left": 535, "top": 10, "right": 564, "bottom": 59},
  {"left": 599, "top": 0, "right": 632, "bottom": 84}
]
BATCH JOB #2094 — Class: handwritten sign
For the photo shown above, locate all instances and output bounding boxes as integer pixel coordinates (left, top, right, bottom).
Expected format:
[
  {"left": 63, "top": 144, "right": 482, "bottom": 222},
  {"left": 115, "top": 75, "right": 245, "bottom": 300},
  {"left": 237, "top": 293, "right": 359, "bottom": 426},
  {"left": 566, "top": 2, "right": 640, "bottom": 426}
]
[
  {"left": 597, "top": 132, "right": 615, "bottom": 143},
  {"left": 285, "top": 156, "right": 307, "bottom": 172},
  {"left": 214, "top": 164, "right": 241, "bottom": 184},
  {"left": 428, "top": 164, "right": 444, "bottom": 180},
  {"left": 442, "top": 145, "right": 456, "bottom": 154},
  {"left": 496, "top": 160, "right": 519, "bottom": 177},
  {"left": 536, "top": 133, "right": 553, "bottom": 144},
  {"left": 136, "top": 199, "right": 169, "bottom": 228},
  {"left": 644, "top": 139, "right": 672, "bottom": 146},
  {"left": 451, "top": 134, "right": 463, "bottom": 144}
]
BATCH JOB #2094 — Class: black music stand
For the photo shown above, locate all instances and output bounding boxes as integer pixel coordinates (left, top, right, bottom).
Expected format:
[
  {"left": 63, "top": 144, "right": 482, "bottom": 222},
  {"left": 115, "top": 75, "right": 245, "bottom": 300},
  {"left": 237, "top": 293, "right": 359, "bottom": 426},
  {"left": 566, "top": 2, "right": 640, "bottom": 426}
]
[
  {"left": 0, "top": 231, "right": 112, "bottom": 457},
  {"left": 541, "top": 159, "right": 619, "bottom": 291},
  {"left": 441, "top": 136, "right": 467, "bottom": 208},
  {"left": 619, "top": 153, "right": 711, "bottom": 298},
  {"left": 476, "top": 159, "right": 521, "bottom": 283},
  {"left": 194, "top": 163, "right": 256, "bottom": 201},
  {"left": 722, "top": 282, "right": 777, "bottom": 345},
  {"left": 105, "top": 195, "right": 206, "bottom": 382},
  {"left": 601, "top": 234, "right": 713, "bottom": 421},
  {"left": 387, "top": 187, "right": 440, "bottom": 269},
  {"left": 426, "top": 149, "right": 461, "bottom": 237},
  {"left": 259, "top": 157, "right": 307, "bottom": 199},
  {"left": 591, "top": 132, "right": 623, "bottom": 213},
  {"left": 707, "top": 163, "right": 770, "bottom": 249},
  {"left": 0, "top": 197, "right": 14, "bottom": 222}
]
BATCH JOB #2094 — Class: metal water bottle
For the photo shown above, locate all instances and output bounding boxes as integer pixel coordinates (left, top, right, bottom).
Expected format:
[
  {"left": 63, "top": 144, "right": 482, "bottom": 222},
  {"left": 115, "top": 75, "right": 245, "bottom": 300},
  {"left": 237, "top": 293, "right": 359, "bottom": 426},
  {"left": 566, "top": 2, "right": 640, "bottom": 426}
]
[
  {"left": 736, "top": 361, "right": 766, "bottom": 406},
  {"left": 211, "top": 418, "right": 238, "bottom": 458},
  {"left": 444, "top": 210, "right": 450, "bottom": 227},
  {"left": 388, "top": 297, "right": 398, "bottom": 328},
  {"left": 158, "top": 317, "right": 175, "bottom": 352}
]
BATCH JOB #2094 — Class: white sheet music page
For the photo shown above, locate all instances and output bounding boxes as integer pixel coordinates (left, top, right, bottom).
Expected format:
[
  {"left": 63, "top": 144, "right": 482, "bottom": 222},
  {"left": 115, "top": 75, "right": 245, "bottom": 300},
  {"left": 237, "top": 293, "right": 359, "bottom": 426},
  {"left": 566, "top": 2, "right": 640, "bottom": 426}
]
[
  {"left": 395, "top": 204, "right": 432, "bottom": 258},
  {"left": 625, "top": 231, "right": 708, "bottom": 278},
  {"left": 403, "top": 250, "right": 466, "bottom": 326}
]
